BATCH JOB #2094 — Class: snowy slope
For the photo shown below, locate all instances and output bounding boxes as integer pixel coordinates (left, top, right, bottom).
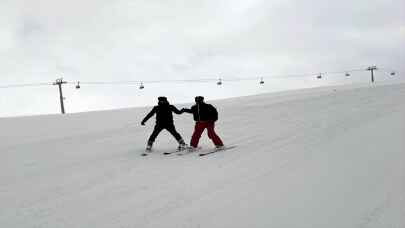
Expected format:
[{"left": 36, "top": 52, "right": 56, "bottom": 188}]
[{"left": 1, "top": 83, "right": 404, "bottom": 228}]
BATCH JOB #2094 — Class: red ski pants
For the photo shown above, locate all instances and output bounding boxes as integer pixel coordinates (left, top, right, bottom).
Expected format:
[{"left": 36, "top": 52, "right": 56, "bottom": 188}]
[{"left": 190, "top": 121, "right": 224, "bottom": 147}]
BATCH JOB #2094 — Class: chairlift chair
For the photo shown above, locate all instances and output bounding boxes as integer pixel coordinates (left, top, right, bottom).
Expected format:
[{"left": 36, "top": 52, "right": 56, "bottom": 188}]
[{"left": 217, "top": 79, "right": 222, "bottom": 85}]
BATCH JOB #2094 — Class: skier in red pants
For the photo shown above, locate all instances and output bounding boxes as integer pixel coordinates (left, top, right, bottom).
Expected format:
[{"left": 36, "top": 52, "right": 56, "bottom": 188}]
[{"left": 181, "top": 96, "right": 224, "bottom": 151}]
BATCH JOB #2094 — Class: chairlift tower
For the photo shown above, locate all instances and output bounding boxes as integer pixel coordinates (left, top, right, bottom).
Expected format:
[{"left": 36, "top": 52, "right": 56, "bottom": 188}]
[
  {"left": 53, "top": 78, "right": 67, "bottom": 114},
  {"left": 366, "top": 66, "right": 378, "bottom": 83}
]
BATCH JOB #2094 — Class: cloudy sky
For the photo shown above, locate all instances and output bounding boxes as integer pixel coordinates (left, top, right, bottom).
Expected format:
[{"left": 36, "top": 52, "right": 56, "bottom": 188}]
[{"left": 1, "top": 0, "right": 404, "bottom": 117}]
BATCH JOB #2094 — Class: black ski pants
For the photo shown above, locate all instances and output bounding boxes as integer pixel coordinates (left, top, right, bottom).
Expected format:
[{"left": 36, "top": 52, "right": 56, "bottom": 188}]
[{"left": 148, "top": 123, "right": 182, "bottom": 145}]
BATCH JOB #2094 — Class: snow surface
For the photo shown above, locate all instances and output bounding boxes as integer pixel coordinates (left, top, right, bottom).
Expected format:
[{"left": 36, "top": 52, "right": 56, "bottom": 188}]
[{"left": 1, "top": 83, "right": 405, "bottom": 228}]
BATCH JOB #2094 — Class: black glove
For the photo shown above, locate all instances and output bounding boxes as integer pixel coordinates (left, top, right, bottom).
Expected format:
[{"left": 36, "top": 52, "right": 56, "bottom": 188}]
[{"left": 141, "top": 121, "right": 145, "bottom": 126}]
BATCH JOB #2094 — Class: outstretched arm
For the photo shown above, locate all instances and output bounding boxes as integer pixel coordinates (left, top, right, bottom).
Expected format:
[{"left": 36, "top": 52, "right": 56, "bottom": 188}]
[
  {"left": 171, "top": 105, "right": 183, "bottom": 115},
  {"left": 141, "top": 107, "right": 156, "bottom": 125},
  {"left": 181, "top": 107, "right": 193, "bottom": 114}
]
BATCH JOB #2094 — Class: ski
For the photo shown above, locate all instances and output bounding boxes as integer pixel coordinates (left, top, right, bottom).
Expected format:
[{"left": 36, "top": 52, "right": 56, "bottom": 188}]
[
  {"left": 141, "top": 151, "right": 151, "bottom": 156},
  {"left": 142, "top": 146, "right": 235, "bottom": 157},
  {"left": 163, "top": 145, "right": 190, "bottom": 155},
  {"left": 199, "top": 145, "right": 237, "bottom": 156},
  {"left": 163, "top": 151, "right": 175, "bottom": 155},
  {"left": 163, "top": 148, "right": 184, "bottom": 155},
  {"left": 177, "top": 147, "right": 202, "bottom": 156}
]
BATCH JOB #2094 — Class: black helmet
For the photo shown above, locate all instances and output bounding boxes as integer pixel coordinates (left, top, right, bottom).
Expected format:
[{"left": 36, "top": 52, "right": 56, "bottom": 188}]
[
  {"left": 195, "top": 96, "right": 204, "bottom": 103},
  {"left": 158, "top": 96, "right": 167, "bottom": 102},
  {"left": 158, "top": 96, "right": 169, "bottom": 105}
]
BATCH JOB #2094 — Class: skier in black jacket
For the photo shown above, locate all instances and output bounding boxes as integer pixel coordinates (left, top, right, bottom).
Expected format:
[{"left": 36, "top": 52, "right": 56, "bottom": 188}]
[
  {"left": 141, "top": 96, "right": 186, "bottom": 151},
  {"left": 182, "top": 96, "right": 224, "bottom": 150}
]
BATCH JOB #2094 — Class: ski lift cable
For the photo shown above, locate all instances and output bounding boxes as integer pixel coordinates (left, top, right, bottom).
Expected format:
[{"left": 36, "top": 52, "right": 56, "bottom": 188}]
[
  {"left": 321, "top": 68, "right": 366, "bottom": 75},
  {"left": 71, "top": 78, "right": 216, "bottom": 85},
  {"left": 66, "top": 68, "right": 373, "bottom": 86},
  {"left": 0, "top": 82, "right": 53, "bottom": 89},
  {"left": 0, "top": 67, "right": 398, "bottom": 89},
  {"left": 378, "top": 68, "right": 397, "bottom": 73}
]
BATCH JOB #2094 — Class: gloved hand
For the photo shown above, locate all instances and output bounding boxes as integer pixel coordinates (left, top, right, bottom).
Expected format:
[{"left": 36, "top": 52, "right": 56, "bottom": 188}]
[{"left": 141, "top": 121, "right": 145, "bottom": 126}]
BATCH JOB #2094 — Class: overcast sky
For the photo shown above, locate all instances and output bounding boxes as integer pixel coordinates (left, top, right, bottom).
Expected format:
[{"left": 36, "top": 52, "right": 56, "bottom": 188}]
[{"left": 1, "top": 0, "right": 404, "bottom": 117}]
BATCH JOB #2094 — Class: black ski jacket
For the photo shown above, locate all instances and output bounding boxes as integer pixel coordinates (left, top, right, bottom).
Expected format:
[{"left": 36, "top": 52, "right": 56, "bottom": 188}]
[
  {"left": 182, "top": 102, "right": 218, "bottom": 122},
  {"left": 142, "top": 104, "right": 182, "bottom": 125}
]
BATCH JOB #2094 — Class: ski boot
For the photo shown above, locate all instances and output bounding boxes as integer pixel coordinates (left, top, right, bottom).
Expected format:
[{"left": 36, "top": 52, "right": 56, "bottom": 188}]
[
  {"left": 141, "top": 143, "right": 153, "bottom": 156},
  {"left": 145, "top": 141, "right": 153, "bottom": 152},
  {"left": 177, "top": 139, "right": 188, "bottom": 152},
  {"left": 187, "top": 146, "right": 200, "bottom": 152},
  {"left": 215, "top": 145, "right": 226, "bottom": 151}
]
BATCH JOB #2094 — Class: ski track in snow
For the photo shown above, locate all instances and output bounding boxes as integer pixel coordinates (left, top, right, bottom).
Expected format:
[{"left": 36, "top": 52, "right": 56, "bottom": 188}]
[{"left": 1, "top": 83, "right": 404, "bottom": 228}]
